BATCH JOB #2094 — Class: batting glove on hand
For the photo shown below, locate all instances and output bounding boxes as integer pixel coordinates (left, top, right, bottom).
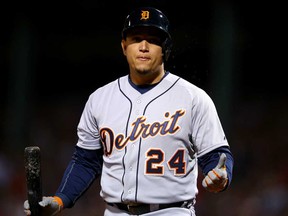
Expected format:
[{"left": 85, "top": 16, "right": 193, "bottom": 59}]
[
  {"left": 202, "top": 153, "right": 228, "bottom": 193},
  {"left": 24, "top": 196, "right": 63, "bottom": 216}
]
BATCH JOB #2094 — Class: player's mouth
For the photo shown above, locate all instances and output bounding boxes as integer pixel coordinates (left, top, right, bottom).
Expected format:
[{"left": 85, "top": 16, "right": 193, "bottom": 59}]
[{"left": 137, "top": 56, "right": 151, "bottom": 61}]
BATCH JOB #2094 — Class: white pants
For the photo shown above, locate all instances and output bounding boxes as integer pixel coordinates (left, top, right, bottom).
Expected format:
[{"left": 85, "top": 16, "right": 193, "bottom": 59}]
[{"left": 104, "top": 204, "right": 196, "bottom": 216}]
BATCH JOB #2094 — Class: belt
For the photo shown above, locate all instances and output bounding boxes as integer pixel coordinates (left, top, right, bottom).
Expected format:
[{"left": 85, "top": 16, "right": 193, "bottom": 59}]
[{"left": 107, "top": 200, "right": 193, "bottom": 215}]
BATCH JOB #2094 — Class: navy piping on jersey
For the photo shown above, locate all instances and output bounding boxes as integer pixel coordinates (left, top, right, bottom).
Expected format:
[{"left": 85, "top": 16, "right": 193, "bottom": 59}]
[{"left": 117, "top": 78, "right": 133, "bottom": 202}]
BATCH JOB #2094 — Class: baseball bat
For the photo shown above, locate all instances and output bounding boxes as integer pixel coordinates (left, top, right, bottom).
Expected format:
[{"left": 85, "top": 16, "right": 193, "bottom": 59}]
[{"left": 24, "top": 146, "right": 42, "bottom": 216}]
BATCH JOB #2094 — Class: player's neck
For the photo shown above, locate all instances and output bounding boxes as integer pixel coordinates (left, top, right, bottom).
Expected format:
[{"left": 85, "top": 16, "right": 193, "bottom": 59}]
[{"left": 130, "top": 69, "right": 166, "bottom": 86}]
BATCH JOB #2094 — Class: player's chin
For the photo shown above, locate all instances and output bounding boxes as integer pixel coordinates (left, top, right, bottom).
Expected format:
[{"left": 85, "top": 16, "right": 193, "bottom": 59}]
[{"left": 135, "top": 66, "right": 152, "bottom": 75}]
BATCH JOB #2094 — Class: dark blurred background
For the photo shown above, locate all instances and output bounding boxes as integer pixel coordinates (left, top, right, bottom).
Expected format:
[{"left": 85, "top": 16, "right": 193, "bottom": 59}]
[{"left": 1, "top": 0, "right": 287, "bottom": 215}]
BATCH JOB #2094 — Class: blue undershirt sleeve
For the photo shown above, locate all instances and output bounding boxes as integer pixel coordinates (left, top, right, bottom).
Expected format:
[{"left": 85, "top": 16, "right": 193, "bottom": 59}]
[
  {"left": 198, "top": 146, "right": 234, "bottom": 190},
  {"left": 55, "top": 146, "right": 103, "bottom": 208}
]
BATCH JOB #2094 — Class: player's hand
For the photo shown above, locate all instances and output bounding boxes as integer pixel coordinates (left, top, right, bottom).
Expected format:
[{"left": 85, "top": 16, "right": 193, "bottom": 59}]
[
  {"left": 24, "top": 196, "right": 63, "bottom": 216},
  {"left": 202, "top": 153, "right": 228, "bottom": 193}
]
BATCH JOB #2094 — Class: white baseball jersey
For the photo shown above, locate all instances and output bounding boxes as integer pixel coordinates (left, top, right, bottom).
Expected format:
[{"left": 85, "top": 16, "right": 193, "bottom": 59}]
[{"left": 76, "top": 72, "right": 229, "bottom": 204}]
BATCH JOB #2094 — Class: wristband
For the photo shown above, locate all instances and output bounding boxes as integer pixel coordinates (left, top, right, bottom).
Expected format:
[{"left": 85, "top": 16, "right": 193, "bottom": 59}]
[{"left": 53, "top": 196, "right": 64, "bottom": 209}]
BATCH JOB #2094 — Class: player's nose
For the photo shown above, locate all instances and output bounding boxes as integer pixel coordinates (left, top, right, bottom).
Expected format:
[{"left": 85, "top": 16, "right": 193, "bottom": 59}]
[{"left": 139, "top": 40, "right": 149, "bottom": 52}]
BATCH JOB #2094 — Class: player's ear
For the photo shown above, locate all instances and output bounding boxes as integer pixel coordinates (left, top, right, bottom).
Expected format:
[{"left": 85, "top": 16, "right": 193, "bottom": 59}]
[{"left": 121, "top": 40, "right": 127, "bottom": 56}]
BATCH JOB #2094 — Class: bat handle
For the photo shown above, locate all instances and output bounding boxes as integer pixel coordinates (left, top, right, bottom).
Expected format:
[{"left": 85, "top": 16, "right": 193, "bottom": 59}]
[{"left": 24, "top": 146, "right": 43, "bottom": 216}]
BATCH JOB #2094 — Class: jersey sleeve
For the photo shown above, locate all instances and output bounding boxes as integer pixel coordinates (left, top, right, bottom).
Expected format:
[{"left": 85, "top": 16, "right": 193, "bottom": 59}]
[
  {"left": 76, "top": 93, "right": 102, "bottom": 150},
  {"left": 191, "top": 89, "right": 229, "bottom": 157}
]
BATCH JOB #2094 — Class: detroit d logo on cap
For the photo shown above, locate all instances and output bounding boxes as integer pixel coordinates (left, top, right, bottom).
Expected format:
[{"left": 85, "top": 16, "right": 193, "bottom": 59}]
[{"left": 140, "top": 10, "right": 150, "bottom": 20}]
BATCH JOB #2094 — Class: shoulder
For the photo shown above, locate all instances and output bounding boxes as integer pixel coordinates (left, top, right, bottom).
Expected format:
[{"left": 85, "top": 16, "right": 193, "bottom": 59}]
[
  {"left": 89, "top": 75, "right": 129, "bottom": 98},
  {"left": 81, "top": 75, "right": 128, "bottom": 110},
  {"left": 166, "top": 72, "right": 205, "bottom": 92},
  {"left": 166, "top": 72, "right": 213, "bottom": 103}
]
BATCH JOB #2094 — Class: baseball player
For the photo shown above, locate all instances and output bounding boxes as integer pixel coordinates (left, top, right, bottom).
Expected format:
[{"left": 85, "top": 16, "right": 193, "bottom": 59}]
[{"left": 24, "top": 7, "right": 234, "bottom": 216}]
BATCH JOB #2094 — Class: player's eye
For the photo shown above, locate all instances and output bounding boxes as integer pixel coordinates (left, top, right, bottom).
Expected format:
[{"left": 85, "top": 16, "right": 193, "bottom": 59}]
[
  {"left": 127, "top": 36, "right": 142, "bottom": 43},
  {"left": 133, "top": 37, "right": 143, "bottom": 43},
  {"left": 146, "top": 38, "right": 162, "bottom": 46}
]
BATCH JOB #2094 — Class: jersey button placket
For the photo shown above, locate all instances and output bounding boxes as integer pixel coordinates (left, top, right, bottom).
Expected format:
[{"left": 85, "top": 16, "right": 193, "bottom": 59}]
[
  {"left": 124, "top": 97, "right": 142, "bottom": 201},
  {"left": 135, "top": 97, "right": 142, "bottom": 115}
]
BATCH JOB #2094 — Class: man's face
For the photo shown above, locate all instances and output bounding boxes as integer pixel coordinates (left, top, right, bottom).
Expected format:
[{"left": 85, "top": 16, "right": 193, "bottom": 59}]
[{"left": 121, "top": 27, "right": 165, "bottom": 78}]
